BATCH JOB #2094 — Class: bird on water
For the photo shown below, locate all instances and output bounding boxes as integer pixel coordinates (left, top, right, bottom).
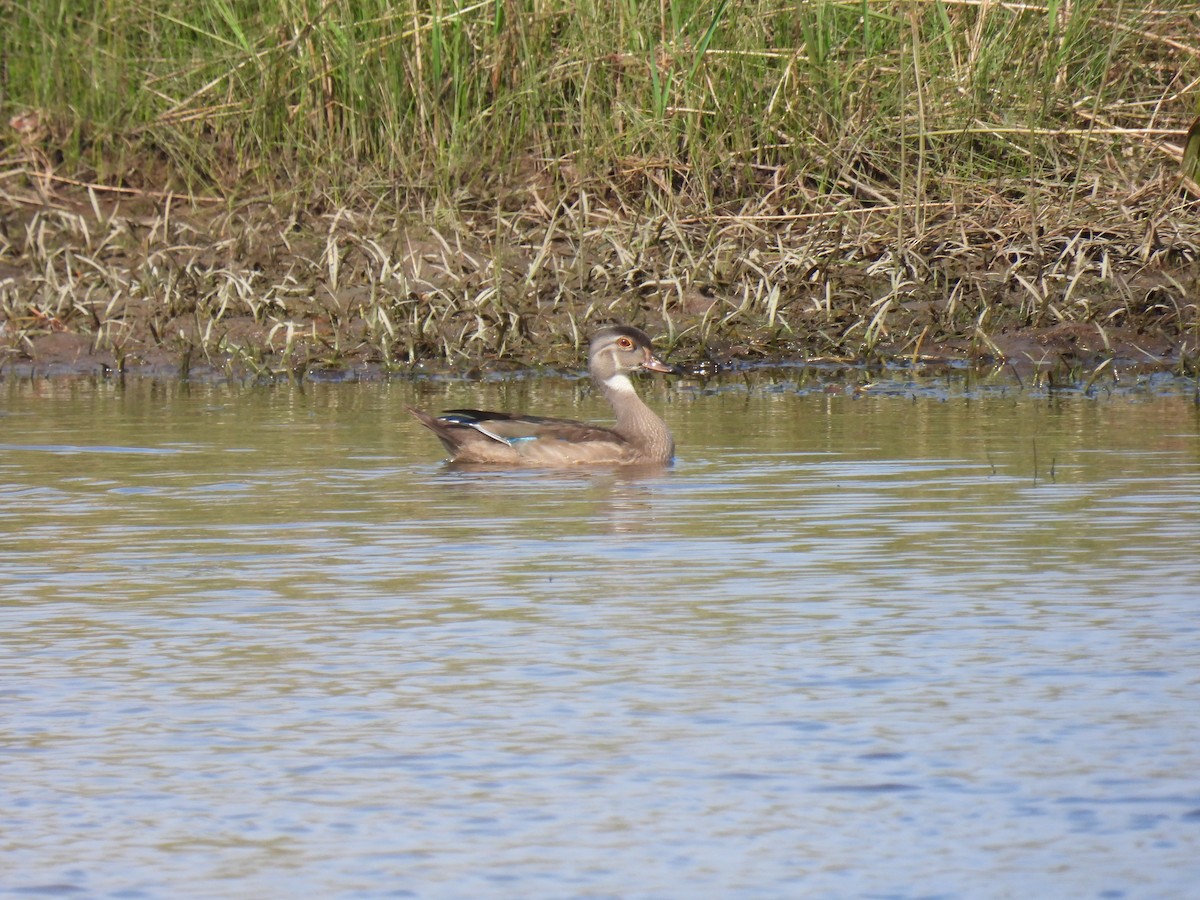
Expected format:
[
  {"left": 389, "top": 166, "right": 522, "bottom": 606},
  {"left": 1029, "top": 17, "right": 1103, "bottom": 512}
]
[{"left": 407, "top": 325, "right": 678, "bottom": 466}]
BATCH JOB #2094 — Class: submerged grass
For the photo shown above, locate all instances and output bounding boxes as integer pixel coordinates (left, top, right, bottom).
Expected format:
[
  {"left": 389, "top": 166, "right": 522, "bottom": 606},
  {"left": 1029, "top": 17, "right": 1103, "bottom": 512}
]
[{"left": 1, "top": 1, "right": 1198, "bottom": 378}]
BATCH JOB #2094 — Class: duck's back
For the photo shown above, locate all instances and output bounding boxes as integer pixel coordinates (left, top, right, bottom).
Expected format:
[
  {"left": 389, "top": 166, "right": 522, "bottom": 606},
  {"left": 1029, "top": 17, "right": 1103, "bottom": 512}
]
[{"left": 407, "top": 407, "right": 648, "bottom": 466}]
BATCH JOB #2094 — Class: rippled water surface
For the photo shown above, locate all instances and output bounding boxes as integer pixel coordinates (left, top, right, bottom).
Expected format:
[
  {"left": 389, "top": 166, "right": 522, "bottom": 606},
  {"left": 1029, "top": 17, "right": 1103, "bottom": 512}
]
[{"left": 3, "top": 373, "right": 1199, "bottom": 898}]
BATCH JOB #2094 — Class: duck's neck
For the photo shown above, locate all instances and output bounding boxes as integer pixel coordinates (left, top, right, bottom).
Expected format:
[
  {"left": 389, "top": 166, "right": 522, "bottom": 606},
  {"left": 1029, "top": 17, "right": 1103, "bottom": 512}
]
[{"left": 596, "top": 373, "right": 674, "bottom": 462}]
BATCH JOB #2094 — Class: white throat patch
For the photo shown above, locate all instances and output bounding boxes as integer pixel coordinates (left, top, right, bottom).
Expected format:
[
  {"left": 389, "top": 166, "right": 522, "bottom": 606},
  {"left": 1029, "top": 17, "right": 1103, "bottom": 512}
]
[{"left": 601, "top": 373, "right": 636, "bottom": 394}]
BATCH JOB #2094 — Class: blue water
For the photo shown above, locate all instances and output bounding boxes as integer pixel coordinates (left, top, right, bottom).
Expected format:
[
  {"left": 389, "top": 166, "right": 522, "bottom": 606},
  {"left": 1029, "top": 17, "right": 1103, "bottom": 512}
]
[{"left": 2, "top": 375, "right": 1199, "bottom": 897}]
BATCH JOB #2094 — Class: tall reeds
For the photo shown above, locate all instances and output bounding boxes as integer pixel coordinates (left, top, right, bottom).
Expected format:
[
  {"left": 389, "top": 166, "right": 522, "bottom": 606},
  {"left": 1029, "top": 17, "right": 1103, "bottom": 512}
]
[
  {"left": 4, "top": 1, "right": 1194, "bottom": 208},
  {"left": 1, "top": 2, "right": 1197, "bottom": 374}
]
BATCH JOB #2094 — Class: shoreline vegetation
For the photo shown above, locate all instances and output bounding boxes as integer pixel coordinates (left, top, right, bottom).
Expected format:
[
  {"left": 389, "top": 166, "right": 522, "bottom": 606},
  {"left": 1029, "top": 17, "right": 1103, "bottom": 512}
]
[{"left": 2, "top": 0, "right": 1199, "bottom": 384}]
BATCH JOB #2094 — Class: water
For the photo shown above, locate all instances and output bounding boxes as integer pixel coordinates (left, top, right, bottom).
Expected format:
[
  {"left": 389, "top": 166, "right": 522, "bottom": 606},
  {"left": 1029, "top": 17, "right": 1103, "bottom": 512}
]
[{"left": 2, "top": 372, "right": 1199, "bottom": 898}]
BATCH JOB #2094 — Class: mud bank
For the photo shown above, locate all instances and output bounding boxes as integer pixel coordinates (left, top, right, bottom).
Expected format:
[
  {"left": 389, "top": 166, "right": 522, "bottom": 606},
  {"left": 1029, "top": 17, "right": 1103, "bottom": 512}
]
[{"left": 2, "top": 188, "right": 1198, "bottom": 384}]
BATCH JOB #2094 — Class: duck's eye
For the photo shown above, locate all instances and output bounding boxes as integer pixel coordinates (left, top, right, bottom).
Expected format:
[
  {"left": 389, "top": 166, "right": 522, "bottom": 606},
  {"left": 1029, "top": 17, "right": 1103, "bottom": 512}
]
[{"left": 617, "top": 337, "right": 633, "bottom": 349}]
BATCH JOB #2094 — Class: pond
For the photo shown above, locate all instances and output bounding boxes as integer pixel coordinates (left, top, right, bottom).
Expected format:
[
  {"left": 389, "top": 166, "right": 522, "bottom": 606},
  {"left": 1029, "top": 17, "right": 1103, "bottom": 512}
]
[{"left": 2, "top": 370, "right": 1199, "bottom": 897}]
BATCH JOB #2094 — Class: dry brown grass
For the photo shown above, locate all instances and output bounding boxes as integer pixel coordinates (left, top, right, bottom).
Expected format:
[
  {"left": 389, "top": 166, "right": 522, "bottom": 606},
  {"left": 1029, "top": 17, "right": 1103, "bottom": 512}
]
[
  {"left": 3, "top": 0, "right": 1200, "bottom": 382},
  {"left": 1, "top": 164, "right": 1197, "bottom": 382}
]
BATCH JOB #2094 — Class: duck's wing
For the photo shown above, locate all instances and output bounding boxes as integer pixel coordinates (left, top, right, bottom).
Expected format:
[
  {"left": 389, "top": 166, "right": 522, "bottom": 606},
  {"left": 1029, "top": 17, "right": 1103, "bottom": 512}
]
[
  {"left": 407, "top": 406, "right": 637, "bottom": 465},
  {"left": 437, "top": 409, "right": 622, "bottom": 445}
]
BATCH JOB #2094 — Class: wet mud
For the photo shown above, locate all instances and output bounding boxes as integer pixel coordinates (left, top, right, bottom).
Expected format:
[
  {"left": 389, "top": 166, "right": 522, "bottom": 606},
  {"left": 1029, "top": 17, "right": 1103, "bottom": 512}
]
[{"left": 2, "top": 190, "right": 1198, "bottom": 383}]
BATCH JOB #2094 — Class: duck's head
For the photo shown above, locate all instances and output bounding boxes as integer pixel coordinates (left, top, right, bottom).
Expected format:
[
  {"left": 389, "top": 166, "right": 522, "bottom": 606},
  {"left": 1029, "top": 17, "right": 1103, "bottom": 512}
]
[{"left": 588, "top": 325, "right": 677, "bottom": 383}]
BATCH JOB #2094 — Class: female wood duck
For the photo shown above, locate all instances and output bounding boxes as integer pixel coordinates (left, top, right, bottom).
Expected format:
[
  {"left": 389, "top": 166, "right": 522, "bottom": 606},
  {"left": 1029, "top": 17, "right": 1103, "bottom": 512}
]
[{"left": 408, "top": 325, "right": 678, "bottom": 466}]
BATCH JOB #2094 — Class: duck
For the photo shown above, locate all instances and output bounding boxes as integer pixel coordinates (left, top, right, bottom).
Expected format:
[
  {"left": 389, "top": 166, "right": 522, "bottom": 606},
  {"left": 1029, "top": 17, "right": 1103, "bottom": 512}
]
[{"left": 408, "top": 325, "right": 678, "bottom": 466}]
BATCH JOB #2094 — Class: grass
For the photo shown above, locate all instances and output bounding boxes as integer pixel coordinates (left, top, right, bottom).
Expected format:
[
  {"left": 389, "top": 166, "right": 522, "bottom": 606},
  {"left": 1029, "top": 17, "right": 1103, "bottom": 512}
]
[{"left": 1, "top": 1, "right": 1198, "bottom": 379}]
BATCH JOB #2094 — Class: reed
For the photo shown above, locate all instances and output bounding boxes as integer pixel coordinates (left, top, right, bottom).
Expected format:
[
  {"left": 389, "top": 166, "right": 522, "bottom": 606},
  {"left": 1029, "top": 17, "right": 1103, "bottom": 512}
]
[
  {"left": 1, "top": 1, "right": 1198, "bottom": 377},
  {"left": 3, "top": 1, "right": 1192, "bottom": 202}
]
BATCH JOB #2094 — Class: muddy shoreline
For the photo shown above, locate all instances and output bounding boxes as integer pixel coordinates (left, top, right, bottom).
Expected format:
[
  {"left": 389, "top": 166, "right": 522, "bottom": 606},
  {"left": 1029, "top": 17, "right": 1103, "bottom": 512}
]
[
  {"left": 2, "top": 319, "right": 1192, "bottom": 386},
  {"left": 3, "top": 187, "right": 1198, "bottom": 385}
]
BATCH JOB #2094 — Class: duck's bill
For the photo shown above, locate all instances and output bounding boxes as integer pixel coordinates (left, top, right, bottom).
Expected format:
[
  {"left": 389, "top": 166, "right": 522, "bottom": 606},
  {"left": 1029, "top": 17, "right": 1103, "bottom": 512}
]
[{"left": 641, "top": 355, "right": 679, "bottom": 374}]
